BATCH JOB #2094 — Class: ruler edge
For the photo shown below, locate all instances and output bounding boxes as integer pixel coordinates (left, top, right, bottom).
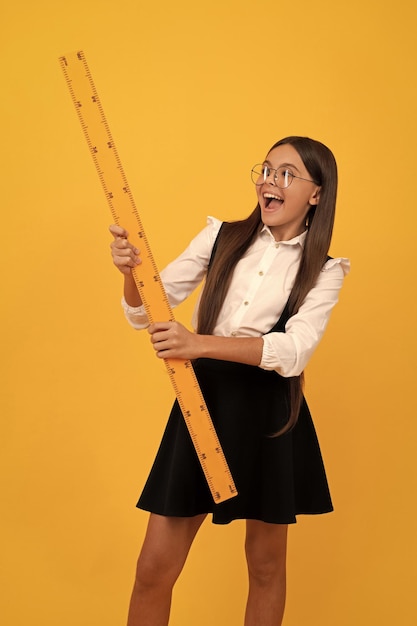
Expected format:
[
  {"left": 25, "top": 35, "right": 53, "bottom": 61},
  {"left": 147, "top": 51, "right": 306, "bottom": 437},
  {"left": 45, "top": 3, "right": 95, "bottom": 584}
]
[
  {"left": 58, "top": 50, "right": 238, "bottom": 502},
  {"left": 59, "top": 52, "right": 174, "bottom": 329}
]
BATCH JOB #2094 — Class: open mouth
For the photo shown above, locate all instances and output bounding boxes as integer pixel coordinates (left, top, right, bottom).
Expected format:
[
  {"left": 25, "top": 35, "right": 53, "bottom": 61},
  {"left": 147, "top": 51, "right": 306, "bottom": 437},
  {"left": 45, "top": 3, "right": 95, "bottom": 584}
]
[{"left": 263, "top": 193, "right": 284, "bottom": 208}]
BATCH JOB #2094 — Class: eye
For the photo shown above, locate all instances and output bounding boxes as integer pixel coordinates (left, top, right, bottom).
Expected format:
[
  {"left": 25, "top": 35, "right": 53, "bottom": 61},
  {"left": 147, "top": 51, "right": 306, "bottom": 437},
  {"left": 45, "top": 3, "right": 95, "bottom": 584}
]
[
  {"left": 277, "top": 167, "right": 293, "bottom": 186},
  {"left": 262, "top": 165, "right": 271, "bottom": 179}
]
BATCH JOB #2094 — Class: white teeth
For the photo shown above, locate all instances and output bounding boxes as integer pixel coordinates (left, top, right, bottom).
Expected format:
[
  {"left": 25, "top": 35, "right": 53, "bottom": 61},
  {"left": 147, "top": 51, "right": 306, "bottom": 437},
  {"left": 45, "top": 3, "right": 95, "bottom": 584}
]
[{"left": 264, "top": 193, "right": 283, "bottom": 201}]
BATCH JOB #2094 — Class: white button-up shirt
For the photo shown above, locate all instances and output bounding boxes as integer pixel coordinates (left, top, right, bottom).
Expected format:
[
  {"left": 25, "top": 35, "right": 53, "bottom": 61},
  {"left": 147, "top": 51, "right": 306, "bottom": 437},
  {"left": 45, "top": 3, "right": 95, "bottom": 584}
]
[{"left": 122, "top": 216, "right": 350, "bottom": 377}]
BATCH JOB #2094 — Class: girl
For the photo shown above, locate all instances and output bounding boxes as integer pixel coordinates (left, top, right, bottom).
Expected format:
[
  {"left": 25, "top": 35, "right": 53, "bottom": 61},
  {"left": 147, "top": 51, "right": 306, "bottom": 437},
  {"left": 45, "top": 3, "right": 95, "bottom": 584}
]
[{"left": 110, "top": 136, "right": 350, "bottom": 626}]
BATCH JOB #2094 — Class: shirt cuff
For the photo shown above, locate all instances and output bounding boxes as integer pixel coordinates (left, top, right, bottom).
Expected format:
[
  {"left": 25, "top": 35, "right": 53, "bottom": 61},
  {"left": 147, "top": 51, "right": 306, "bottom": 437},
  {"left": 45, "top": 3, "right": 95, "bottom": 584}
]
[
  {"left": 259, "top": 333, "right": 297, "bottom": 377},
  {"left": 121, "top": 296, "right": 149, "bottom": 329}
]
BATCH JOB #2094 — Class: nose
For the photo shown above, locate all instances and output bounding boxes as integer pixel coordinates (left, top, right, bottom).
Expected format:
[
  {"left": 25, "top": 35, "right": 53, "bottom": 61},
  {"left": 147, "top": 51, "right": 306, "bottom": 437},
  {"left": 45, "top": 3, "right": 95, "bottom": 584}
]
[{"left": 265, "top": 168, "right": 276, "bottom": 185}]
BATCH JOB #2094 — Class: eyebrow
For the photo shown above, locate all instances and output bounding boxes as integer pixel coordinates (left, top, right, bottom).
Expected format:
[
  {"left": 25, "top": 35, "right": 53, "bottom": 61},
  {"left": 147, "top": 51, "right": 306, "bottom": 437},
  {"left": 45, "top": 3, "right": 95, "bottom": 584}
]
[{"left": 263, "top": 160, "right": 302, "bottom": 174}]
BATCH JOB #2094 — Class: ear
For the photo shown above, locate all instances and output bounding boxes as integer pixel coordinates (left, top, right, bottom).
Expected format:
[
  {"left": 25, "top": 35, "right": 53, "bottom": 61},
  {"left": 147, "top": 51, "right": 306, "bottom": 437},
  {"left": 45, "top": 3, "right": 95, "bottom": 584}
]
[{"left": 309, "top": 186, "right": 321, "bottom": 205}]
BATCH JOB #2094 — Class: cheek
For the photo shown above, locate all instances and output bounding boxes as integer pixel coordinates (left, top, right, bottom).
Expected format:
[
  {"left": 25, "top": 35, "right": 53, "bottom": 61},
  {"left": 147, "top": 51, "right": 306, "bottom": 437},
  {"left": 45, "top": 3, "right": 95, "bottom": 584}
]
[{"left": 292, "top": 190, "right": 313, "bottom": 209}]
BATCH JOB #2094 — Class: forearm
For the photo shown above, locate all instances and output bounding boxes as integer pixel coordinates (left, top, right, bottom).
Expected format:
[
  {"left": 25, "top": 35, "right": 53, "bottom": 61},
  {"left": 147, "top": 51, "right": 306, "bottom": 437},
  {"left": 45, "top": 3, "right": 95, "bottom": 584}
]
[
  {"left": 124, "top": 273, "right": 143, "bottom": 307},
  {"left": 149, "top": 321, "right": 264, "bottom": 365},
  {"left": 196, "top": 334, "right": 263, "bottom": 367}
]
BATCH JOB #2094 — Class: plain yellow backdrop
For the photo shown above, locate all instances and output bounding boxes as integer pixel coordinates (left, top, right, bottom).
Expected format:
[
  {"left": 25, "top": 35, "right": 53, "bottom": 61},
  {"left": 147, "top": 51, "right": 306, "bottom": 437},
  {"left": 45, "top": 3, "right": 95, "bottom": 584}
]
[{"left": 1, "top": 0, "right": 416, "bottom": 624}]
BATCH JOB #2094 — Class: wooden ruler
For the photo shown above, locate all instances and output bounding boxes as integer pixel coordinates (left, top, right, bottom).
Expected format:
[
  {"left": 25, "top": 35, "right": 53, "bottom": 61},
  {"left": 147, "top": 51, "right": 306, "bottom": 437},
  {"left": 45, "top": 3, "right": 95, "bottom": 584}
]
[{"left": 59, "top": 50, "right": 237, "bottom": 503}]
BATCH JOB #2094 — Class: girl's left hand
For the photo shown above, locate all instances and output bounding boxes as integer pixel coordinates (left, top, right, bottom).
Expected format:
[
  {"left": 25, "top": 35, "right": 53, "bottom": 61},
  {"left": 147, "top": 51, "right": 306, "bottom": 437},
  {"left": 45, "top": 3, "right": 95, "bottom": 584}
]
[{"left": 148, "top": 322, "right": 202, "bottom": 360}]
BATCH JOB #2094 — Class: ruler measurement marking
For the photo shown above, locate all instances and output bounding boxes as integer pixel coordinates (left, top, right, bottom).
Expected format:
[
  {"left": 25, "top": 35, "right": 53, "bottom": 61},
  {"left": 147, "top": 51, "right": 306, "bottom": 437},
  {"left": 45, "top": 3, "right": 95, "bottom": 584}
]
[{"left": 59, "top": 50, "right": 237, "bottom": 503}]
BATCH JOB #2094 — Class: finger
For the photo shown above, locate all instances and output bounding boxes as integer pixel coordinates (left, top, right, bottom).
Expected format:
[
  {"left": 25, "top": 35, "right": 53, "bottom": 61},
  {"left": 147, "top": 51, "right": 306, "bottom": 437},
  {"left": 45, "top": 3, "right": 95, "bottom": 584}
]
[
  {"left": 148, "top": 322, "right": 173, "bottom": 335},
  {"left": 109, "top": 224, "right": 129, "bottom": 239},
  {"left": 149, "top": 330, "right": 167, "bottom": 345},
  {"left": 111, "top": 251, "right": 140, "bottom": 269},
  {"left": 112, "top": 255, "right": 141, "bottom": 273},
  {"left": 111, "top": 240, "right": 140, "bottom": 259},
  {"left": 111, "top": 240, "right": 138, "bottom": 254}
]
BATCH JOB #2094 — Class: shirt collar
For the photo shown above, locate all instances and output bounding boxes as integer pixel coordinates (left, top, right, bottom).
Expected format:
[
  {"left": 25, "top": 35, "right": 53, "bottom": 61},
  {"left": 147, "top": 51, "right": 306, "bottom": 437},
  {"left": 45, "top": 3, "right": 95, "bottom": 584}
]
[{"left": 260, "top": 224, "right": 308, "bottom": 247}]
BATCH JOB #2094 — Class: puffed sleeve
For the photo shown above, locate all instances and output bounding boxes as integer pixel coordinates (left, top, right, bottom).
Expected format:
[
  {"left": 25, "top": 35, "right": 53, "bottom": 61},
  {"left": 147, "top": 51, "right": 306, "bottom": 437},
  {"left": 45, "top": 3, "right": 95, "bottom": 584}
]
[{"left": 260, "top": 257, "right": 350, "bottom": 377}]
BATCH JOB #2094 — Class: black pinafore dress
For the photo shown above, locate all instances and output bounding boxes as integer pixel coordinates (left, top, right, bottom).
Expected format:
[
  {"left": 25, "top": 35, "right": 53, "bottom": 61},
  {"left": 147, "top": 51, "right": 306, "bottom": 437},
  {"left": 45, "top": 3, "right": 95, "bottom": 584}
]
[{"left": 137, "top": 231, "right": 333, "bottom": 525}]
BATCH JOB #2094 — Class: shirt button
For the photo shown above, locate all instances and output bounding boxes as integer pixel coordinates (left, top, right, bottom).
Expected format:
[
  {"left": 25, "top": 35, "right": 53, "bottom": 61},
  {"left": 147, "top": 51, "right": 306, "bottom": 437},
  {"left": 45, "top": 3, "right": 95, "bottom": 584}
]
[
  {"left": 244, "top": 301, "right": 249, "bottom": 306},
  {"left": 231, "top": 331, "right": 238, "bottom": 336},
  {"left": 275, "top": 242, "right": 280, "bottom": 248},
  {"left": 258, "top": 271, "right": 264, "bottom": 276}
]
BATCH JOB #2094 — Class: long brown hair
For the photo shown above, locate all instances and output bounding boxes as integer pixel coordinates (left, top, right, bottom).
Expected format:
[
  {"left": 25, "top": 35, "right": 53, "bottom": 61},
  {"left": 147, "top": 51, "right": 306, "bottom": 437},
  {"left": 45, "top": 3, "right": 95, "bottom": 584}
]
[{"left": 197, "top": 136, "right": 338, "bottom": 434}]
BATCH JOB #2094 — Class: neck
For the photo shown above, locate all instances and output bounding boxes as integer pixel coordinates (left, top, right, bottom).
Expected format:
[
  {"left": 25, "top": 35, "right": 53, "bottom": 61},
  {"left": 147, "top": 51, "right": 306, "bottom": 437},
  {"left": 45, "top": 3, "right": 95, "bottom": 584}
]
[{"left": 268, "top": 224, "right": 307, "bottom": 242}]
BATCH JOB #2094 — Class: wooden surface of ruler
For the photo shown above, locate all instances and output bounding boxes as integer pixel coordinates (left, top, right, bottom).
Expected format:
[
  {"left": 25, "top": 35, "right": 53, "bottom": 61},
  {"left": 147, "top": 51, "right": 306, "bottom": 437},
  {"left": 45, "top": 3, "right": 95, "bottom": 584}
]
[{"left": 59, "top": 50, "right": 237, "bottom": 503}]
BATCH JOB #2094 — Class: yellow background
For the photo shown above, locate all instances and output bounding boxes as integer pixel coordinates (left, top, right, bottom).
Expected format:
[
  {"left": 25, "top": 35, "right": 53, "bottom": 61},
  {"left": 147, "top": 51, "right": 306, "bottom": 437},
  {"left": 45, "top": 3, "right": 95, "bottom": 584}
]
[{"left": 1, "top": 1, "right": 416, "bottom": 624}]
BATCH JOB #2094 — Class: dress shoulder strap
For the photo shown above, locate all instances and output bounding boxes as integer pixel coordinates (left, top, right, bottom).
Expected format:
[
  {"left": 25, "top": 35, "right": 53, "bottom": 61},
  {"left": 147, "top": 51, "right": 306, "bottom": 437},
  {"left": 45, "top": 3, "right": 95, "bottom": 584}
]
[
  {"left": 268, "top": 255, "right": 333, "bottom": 334},
  {"left": 207, "top": 221, "right": 229, "bottom": 272}
]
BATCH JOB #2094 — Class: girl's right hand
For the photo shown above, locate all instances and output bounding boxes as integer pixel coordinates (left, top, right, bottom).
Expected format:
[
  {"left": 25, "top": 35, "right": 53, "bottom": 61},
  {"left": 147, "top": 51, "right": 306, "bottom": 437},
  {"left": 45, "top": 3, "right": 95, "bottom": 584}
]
[{"left": 109, "top": 224, "right": 141, "bottom": 275}]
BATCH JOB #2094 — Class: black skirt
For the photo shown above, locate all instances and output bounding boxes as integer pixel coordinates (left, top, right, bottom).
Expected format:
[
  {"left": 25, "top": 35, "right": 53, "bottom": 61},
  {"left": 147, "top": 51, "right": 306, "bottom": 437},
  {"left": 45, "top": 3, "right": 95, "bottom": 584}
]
[{"left": 137, "top": 358, "right": 333, "bottom": 525}]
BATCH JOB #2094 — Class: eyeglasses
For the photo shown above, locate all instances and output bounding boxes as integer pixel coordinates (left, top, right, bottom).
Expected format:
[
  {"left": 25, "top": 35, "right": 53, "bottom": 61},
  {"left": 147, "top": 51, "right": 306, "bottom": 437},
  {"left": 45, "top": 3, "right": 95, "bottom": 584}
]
[{"left": 251, "top": 164, "right": 318, "bottom": 188}]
